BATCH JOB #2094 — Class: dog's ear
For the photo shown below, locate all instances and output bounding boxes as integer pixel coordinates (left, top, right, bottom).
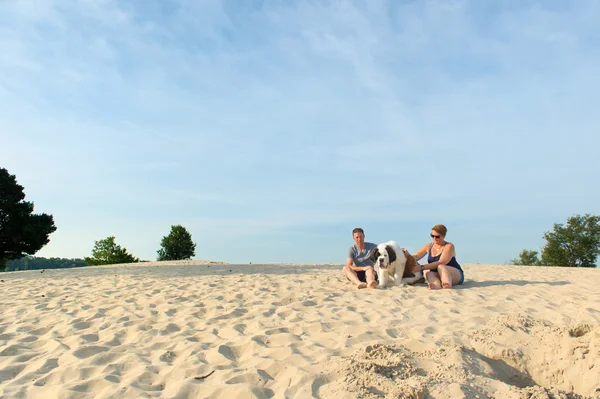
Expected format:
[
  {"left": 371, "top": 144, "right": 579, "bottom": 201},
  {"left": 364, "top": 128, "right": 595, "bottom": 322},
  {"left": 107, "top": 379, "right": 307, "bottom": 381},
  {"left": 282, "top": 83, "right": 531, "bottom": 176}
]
[
  {"left": 369, "top": 248, "right": 380, "bottom": 262},
  {"left": 385, "top": 245, "right": 396, "bottom": 263},
  {"left": 403, "top": 253, "right": 418, "bottom": 277}
]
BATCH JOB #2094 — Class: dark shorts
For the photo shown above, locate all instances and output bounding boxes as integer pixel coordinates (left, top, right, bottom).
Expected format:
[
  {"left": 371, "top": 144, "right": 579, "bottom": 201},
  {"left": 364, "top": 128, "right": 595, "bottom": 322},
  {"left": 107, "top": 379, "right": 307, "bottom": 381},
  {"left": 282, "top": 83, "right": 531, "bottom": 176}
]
[
  {"left": 354, "top": 269, "right": 378, "bottom": 283},
  {"left": 430, "top": 266, "right": 464, "bottom": 285}
]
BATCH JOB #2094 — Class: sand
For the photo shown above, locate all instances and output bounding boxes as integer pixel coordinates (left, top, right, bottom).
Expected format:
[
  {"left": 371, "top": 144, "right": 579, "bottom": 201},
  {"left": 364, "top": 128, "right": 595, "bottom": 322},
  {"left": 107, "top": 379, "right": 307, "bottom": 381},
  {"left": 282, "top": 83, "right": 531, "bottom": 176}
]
[{"left": 0, "top": 262, "right": 599, "bottom": 398}]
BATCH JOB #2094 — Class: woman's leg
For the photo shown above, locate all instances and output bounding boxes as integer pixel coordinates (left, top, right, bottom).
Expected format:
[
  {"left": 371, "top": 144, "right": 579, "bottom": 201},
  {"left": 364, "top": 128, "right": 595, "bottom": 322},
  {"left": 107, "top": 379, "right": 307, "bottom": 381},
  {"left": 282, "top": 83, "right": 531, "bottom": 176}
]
[
  {"left": 438, "top": 264, "right": 462, "bottom": 289},
  {"left": 426, "top": 270, "right": 442, "bottom": 290}
]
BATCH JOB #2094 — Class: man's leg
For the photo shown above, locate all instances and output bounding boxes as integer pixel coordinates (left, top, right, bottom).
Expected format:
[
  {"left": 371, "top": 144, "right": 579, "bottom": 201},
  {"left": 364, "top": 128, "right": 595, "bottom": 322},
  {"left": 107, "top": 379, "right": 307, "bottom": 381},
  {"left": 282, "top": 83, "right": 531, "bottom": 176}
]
[
  {"left": 344, "top": 265, "right": 367, "bottom": 289},
  {"left": 366, "top": 266, "right": 378, "bottom": 289}
]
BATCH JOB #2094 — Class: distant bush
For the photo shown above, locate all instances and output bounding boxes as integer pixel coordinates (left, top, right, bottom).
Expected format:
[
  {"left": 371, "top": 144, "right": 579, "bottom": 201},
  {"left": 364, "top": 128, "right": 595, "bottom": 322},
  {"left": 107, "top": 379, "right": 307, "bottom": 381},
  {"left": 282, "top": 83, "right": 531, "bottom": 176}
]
[
  {"left": 85, "top": 236, "right": 139, "bottom": 266},
  {"left": 510, "top": 250, "right": 542, "bottom": 266}
]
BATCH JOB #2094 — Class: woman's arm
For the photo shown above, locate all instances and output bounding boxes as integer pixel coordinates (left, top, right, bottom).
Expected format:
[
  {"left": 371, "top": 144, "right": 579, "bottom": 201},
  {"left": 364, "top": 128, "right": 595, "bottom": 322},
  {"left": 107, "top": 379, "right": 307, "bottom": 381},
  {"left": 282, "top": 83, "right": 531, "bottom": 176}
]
[
  {"left": 412, "top": 243, "right": 430, "bottom": 262},
  {"left": 422, "top": 243, "right": 455, "bottom": 270}
]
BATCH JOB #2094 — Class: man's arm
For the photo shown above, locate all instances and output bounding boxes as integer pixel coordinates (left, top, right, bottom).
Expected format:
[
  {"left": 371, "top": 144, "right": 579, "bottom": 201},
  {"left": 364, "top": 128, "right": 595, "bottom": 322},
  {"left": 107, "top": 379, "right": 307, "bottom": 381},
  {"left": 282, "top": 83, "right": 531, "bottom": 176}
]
[
  {"left": 346, "top": 257, "right": 367, "bottom": 272},
  {"left": 346, "top": 247, "right": 368, "bottom": 272}
]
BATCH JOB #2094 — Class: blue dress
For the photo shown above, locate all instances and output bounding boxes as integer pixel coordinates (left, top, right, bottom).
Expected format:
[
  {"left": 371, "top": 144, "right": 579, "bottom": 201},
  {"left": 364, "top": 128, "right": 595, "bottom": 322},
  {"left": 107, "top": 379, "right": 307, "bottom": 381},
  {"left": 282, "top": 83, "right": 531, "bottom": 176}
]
[{"left": 427, "top": 244, "right": 464, "bottom": 285}]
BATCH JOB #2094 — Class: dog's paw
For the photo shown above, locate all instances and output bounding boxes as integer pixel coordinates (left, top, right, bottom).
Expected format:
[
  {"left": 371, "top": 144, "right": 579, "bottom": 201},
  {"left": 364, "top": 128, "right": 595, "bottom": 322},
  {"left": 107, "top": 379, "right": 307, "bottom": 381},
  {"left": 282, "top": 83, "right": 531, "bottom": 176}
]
[{"left": 377, "top": 281, "right": 388, "bottom": 289}]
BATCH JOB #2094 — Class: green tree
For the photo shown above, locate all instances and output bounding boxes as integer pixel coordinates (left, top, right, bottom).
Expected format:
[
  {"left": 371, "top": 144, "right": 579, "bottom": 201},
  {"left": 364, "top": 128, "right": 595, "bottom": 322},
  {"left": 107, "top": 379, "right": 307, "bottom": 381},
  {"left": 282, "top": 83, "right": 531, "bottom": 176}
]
[
  {"left": 540, "top": 214, "right": 600, "bottom": 267},
  {"left": 510, "top": 249, "right": 541, "bottom": 266},
  {"left": 0, "top": 168, "right": 57, "bottom": 271},
  {"left": 84, "top": 236, "right": 139, "bottom": 266},
  {"left": 157, "top": 225, "right": 196, "bottom": 261},
  {"left": 511, "top": 214, "right": 600, "bottom": 268}
]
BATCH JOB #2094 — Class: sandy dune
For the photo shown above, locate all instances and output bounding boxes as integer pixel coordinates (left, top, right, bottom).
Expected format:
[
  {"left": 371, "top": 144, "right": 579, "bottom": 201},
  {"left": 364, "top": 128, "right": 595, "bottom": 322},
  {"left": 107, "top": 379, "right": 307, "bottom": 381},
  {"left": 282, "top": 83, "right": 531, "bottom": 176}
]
[{"left": 1, "top": 263, "right": 599, "bottom": 398}]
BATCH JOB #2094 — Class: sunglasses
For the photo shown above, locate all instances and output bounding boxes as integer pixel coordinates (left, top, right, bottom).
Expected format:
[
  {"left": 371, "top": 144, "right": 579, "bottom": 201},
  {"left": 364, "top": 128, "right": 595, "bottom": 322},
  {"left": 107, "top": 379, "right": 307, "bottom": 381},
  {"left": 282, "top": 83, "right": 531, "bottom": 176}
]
[{"left": 430, "top": 234, "right": 441, "bottom": 238}]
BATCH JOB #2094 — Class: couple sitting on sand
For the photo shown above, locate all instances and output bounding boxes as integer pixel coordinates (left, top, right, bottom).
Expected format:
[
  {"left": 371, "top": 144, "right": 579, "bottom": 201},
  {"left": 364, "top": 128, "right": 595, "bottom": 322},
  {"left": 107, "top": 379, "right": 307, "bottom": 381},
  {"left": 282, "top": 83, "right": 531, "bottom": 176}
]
[{"left": 344, "top": 225, "right": 465, "bottom": 290}]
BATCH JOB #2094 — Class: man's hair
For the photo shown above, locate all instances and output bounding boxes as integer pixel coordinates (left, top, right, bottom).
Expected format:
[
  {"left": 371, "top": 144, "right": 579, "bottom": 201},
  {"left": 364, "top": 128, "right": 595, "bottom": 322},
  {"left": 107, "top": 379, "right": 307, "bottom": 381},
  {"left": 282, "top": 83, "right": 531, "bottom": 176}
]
[
  {"left": 352, "top": 228, "right": 365, "bottom": 235},
  {"left": 431, "top": 224, "right": 448, "bottom": 237}
]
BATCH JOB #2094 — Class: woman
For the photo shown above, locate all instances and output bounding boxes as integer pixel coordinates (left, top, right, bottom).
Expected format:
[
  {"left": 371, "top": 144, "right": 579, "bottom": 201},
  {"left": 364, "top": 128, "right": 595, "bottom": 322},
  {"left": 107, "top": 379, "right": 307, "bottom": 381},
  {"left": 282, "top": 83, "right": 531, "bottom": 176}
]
[{"left": 412, "top": 224, "right": 464, "bottom": 289}]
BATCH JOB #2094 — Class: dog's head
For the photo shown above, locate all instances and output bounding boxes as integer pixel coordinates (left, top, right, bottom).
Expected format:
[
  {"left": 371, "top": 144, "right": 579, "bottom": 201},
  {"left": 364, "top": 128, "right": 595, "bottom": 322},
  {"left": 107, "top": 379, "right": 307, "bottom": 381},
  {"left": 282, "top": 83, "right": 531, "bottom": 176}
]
[{"left": 369, "top": 245, "right": 397, "bottom": 269}]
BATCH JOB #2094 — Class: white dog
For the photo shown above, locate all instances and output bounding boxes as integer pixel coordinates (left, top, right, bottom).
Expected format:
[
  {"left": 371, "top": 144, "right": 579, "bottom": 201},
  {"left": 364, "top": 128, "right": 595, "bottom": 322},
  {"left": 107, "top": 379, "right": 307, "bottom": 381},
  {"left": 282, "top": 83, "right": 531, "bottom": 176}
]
[{"left": 369, "top": 241, "right": 424, "bottom": 288}]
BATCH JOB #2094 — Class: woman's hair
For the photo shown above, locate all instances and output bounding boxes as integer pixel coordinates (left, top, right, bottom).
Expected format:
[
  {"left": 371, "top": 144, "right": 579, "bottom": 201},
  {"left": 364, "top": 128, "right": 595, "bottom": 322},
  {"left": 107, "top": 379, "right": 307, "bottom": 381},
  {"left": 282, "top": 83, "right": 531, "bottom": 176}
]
[{"left": 431, "top": 224, "right": 448, "bottom": 237}]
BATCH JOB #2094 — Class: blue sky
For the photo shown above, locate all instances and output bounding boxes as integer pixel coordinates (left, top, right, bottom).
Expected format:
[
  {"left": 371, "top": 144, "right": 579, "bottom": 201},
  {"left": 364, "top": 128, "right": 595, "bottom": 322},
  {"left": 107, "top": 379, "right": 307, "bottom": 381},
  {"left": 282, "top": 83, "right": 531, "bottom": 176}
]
[{"left": 1, "top": 0, "right": 599, "bottom": 265}]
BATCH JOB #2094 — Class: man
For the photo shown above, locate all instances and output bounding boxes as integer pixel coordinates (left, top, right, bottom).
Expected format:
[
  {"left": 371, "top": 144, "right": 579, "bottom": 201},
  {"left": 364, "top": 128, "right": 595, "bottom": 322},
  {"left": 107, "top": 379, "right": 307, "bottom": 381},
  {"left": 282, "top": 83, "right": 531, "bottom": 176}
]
[{"left": 344, "top": 227, "right": 378, "bottom": 289}]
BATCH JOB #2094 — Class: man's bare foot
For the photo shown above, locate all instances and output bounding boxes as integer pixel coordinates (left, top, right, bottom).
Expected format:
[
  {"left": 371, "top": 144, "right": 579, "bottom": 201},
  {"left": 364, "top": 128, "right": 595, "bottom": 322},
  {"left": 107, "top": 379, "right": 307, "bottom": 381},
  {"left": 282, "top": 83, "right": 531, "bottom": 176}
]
[
  {"left": 428, "top": 282, "right": 442, "bottom": 290},
  {"left": 442, "top": 282, "right": 452, "bottom": 289},
  {"left": 357, "top": 283, "right": 367, "bottom": 289},
  {"left": 368, "top": 281, "right": 377, "bottom": 289}
]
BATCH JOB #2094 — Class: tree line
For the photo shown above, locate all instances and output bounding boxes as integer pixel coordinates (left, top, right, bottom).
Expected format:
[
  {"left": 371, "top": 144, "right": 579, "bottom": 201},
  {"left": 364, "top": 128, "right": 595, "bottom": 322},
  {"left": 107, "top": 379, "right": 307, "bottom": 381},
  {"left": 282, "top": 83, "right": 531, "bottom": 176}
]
[
  {"left": 3, "top": 227, "right": 196, "bottom": 271},
  {"left": 83, "top": 225, "right": 196, "bottom": 266},
  {"left": 2, "top": 167, "right": 599, "bottom": 270},
  {"left": 1, "top": 167, "right": 196, "bottom": 271},
  {"left": 3, "top": 224, "right": 195, "bottom": 271},
  {"left": 5, "top": 256, "right": 88, "bottom": 272}
]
